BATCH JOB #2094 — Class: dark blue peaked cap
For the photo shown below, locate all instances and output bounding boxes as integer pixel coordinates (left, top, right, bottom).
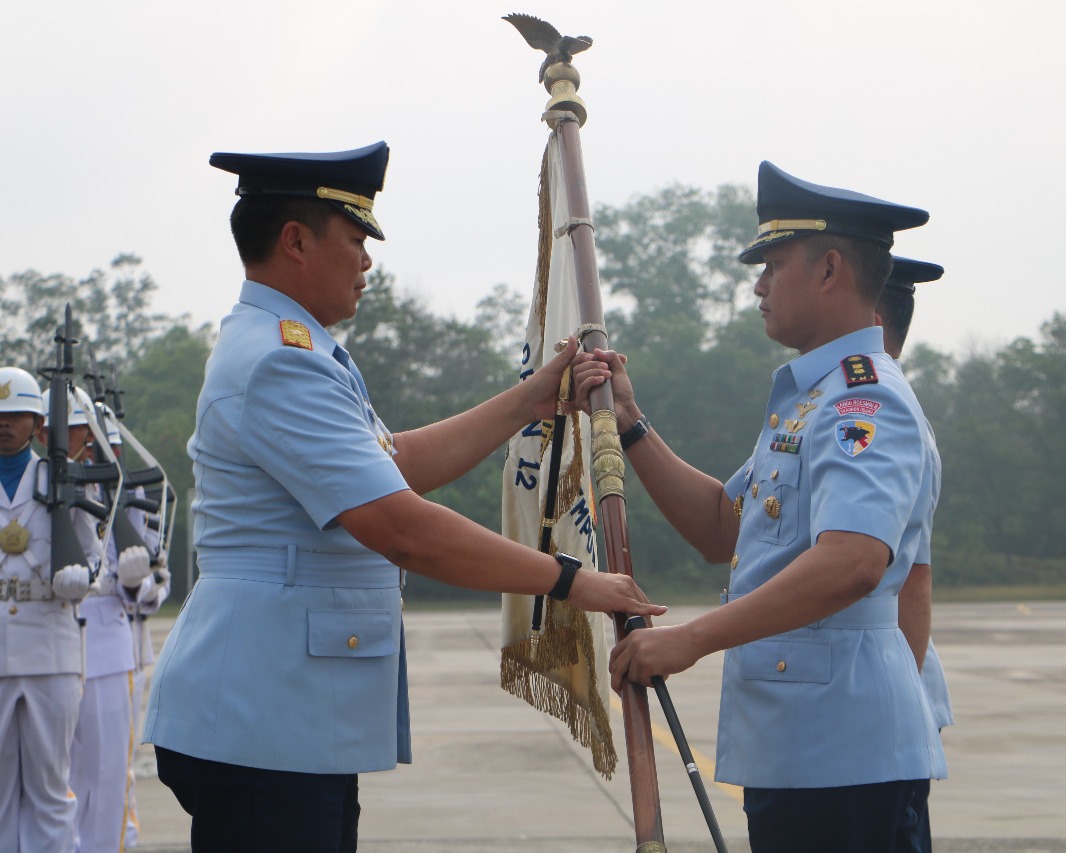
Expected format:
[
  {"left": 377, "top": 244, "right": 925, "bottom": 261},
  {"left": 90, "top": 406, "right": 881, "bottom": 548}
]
[
  {"left": 738, "top": 161, "right": 929, "bottom": 264},
  {"left": 210, "top": 142, "right": 390, "bottom": 240},
  {"left": 886, "top": 256, "right": 944, "bottom": 294}
]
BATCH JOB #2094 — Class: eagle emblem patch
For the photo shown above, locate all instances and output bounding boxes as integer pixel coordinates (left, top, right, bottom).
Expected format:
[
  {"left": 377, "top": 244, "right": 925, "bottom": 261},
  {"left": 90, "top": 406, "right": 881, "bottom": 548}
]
[{"left": 836, "top": 420, "right": 876, "bottom": 456}]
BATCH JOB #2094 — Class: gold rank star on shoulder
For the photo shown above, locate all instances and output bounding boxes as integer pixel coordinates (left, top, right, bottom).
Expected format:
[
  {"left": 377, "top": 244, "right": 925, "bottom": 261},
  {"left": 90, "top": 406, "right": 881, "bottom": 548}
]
[{"left": 279, "top": 320, "right": 313, "bottom": 350}]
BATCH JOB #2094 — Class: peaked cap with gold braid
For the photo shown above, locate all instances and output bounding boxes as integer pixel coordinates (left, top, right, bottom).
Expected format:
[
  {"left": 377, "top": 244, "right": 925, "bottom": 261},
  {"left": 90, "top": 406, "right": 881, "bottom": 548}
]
[
  {"left": 210, "top": 142, "right": 389, "bottom": 240},
  {"left": 738, "top": 161, "right": 929, "bottom": 265}
]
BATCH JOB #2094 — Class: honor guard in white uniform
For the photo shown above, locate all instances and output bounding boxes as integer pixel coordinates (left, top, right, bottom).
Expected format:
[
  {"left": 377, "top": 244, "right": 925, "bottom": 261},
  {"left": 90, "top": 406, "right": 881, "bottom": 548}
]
[
  {"left": 0, "top": 368, "right": 100, "bottom": 852},
  {"left": 877, "top": 256, "right": 955, "bottom": 853},
  {"left": 584, "top": 162, "right": 946, "bottom": 853},
  {"left": 38, "top": 386, "right": 149, "bottom": 853},
  {"left": 102, "top": 403, "right": 172, "bottom": 851},
  {"left": 143, "top": 143, "right": 663, "bottom": 851}
]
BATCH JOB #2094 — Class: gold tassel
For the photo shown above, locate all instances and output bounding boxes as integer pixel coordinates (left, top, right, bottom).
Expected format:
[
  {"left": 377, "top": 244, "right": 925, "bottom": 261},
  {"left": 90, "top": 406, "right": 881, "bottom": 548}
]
[{"left": 501, "top": 599, "right": 618, "bottom": 779}]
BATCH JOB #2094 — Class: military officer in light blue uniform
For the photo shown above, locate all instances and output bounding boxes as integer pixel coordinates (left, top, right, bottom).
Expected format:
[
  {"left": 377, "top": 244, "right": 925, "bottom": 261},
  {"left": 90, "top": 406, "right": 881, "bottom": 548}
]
[
  {"left": 578, "top": 162, "right": 946, "bottom": 852},
  {"left": 143, "top": 142, "right": 664, "bottom": 852},
  {"left": 877, "top": 256, "right": 955, "bottom": 853},
  {"left": 877, "top": 256, "right": 954, "bottom": 732}
]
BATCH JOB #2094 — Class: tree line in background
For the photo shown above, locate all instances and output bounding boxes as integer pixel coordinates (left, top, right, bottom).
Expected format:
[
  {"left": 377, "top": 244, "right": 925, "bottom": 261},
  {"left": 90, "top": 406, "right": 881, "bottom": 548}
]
[{"left": 2, "top": 184, "right": 1063, "bottom": 604}]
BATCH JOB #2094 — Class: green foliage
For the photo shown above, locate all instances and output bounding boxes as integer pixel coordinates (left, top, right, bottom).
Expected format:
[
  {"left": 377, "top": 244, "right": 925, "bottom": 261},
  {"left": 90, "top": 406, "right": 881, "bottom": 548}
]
[
  {"left": 119, "top": 324, "right": 214, "bottom": 598},
  {"left": 330, "top": 270, "right": 521, "bottom": 604},
  {"left": 6, "top": 196, "right": 1066, "bottom": 604},
  {"left": 0, "top": 255, "right": 175, "bottom": 372}
]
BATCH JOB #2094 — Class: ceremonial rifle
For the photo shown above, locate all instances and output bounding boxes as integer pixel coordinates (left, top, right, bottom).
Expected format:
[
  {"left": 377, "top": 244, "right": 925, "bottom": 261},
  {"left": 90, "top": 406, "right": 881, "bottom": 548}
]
[
  {"left": 103, "top": 361, "right": 173, "bottom": 580},
  {"left": 506, "top": 15, "right": 666, "bottom": 851},
  {"left": 83, "top": 345, "right": 165, "bottom": 581},
  {"left": 34, "top": 305, "right": 119, "bottom": 580}
]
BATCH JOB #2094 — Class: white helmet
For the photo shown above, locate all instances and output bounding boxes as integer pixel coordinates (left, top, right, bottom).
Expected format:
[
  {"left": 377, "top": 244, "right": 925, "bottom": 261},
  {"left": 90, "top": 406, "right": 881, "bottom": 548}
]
[
  {"left": 0, "top": 367, "right": 44, "bottom": 415},
  {"left": 41, "top": 385, "right": 92, "bottom": 427},
  {"left": 101, "top": 404, "right": 122, "bottom": 446}
]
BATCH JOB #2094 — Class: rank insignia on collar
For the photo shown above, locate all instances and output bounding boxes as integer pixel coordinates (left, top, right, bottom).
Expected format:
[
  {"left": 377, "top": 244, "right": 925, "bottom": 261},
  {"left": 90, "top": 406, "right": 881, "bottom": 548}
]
[
  {"left": 733, "top": 494, "right": 744, "bottom": 517},
  {"left": 280, "top": 320, "right": 313, "bottom": 350},
  {"left": 841, "top": 355, "right": 878, "bottom": 387}
]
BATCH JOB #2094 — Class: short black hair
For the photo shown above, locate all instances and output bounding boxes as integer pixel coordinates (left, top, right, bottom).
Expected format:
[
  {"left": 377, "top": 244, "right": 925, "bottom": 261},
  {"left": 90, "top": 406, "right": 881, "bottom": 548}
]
[
  {"left": 877, "top": 284, "right": 916, "bottom": 353},
  {"left": 229, "top": 195, "right": 339, "bottom": 266},
  {"left": 803, "top": 234, "right": 893, "bottom": 304}
]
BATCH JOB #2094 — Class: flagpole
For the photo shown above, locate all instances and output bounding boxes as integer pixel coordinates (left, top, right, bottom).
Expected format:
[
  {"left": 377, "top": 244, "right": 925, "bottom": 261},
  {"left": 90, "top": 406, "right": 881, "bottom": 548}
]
[{"left": 536, "top": 46, "right": 667, "bottom": 853}]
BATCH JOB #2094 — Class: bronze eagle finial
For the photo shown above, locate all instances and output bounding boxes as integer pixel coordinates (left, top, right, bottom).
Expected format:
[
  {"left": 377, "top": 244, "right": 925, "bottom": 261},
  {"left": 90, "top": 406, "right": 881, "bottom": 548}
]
[{"left": 503, "top": 13, "right": 593, "bottom": 82}]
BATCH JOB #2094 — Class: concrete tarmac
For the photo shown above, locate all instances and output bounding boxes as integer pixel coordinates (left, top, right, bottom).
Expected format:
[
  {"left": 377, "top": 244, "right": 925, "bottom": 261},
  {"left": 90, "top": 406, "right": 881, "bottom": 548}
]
[{"left": 130, "top": 601, "right": 1066, "bottom": 852}]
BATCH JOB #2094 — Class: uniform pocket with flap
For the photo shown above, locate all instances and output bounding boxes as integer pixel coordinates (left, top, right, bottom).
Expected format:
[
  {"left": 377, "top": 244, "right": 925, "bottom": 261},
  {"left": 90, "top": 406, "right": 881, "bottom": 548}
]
[
  {"left": 307, "top": 608, "right": 397, "bottom": 658},
  {"left": 739, "top": 636, "right": 831, "bottom": 683}
]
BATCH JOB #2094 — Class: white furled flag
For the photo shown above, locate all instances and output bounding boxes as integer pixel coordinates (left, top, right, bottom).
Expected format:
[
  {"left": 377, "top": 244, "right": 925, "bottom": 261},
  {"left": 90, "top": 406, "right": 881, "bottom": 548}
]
[{"left": 500, "top": 130, "right": 617, "bottom": 779}]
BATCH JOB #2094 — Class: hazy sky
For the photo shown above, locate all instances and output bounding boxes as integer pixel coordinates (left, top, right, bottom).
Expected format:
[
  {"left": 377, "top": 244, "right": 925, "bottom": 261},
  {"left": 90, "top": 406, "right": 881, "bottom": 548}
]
[{"left": 3, "top": 1, "right": 1063, "bottom": 358}]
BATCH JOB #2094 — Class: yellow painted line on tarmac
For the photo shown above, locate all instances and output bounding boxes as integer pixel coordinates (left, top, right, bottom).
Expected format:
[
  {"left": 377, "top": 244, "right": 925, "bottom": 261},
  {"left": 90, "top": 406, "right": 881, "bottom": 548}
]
[
  {"left": 609, "top": 694, "right": 744, "bottom": 804},
  {"left": 1016, "top": 603, "right": 1031, "bottom": 615}
]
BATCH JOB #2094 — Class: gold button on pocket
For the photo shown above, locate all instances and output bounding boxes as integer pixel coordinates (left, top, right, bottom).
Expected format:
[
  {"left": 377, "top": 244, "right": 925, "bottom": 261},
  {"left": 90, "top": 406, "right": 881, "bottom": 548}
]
[
  {"left": 8, "top": 606, "right": 17, "bottom": 615},
  {"left": 776, "top": 660, "right": 786, "bottom": 673},
  {"left": 347, "top": 636, "right": 359, "bottom": 650}
]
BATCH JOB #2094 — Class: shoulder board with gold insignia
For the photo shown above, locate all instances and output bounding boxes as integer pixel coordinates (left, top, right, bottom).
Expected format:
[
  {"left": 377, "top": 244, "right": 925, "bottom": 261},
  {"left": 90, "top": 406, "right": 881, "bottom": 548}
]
[
  {"left": 841, "top": 354, "right": 878, "bottom": 387},
  {"left": 279, "top": 320, "right": 313, "bottom": 351}
]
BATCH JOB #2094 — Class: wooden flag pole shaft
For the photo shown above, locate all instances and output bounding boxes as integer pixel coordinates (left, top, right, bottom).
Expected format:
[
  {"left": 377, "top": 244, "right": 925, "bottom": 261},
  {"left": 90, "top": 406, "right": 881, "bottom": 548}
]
[{"left": 554, "top": 97, "right": 667, "bottom": 853}]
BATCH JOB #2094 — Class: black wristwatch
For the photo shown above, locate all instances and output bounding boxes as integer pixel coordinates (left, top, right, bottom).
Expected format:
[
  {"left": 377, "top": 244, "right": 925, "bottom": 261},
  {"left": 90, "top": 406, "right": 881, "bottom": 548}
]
[
  {"left": 619, "top": 414, "right": 651, "bottom": 451},
  {"left": 548, "top": 553, "right": 582, "bottom": 601}
]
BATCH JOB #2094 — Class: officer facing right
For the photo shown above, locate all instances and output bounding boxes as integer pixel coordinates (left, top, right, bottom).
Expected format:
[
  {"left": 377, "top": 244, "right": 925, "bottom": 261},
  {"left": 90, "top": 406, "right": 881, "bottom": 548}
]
[
  {"left": 578, "top": 162, "right": 946, "bottom": 852},
  {"left": 143, "top": 142, "right": 665, "bottom": 852}
]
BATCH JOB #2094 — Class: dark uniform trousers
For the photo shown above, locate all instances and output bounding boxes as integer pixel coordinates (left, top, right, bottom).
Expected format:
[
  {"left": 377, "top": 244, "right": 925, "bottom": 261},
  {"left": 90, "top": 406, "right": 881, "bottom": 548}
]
[
  {"left": 156, "top": 747, "right": 361, "bottom": 852},
  {"left": 744, "top": 779, "right": 931, "bottom": 853}
]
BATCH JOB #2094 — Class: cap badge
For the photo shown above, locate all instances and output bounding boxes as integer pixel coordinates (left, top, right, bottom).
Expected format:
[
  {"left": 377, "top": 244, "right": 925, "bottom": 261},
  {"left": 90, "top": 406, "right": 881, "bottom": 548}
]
[{"left": 0, "top": 381, "right": 9, "bottom": 400}]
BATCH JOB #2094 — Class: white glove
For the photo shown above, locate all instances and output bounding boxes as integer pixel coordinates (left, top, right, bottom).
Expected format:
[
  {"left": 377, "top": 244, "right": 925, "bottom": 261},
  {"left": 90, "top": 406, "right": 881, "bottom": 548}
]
[
  {"left": 143, "top": 562, "right": 171, "bottom": 602},
  {"left": 52, "top": 564, "right": 92, "bottom": 600},
  {"left": 118, "top": 545, "right": 152, "bottom": 587}
]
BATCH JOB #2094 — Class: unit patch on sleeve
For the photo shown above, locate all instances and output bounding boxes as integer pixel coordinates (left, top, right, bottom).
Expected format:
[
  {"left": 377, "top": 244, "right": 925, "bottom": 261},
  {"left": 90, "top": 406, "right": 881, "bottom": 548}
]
[
  {"left": 841, "top": 355, "right": 878, "bottom": 387},
  {"left": 279, "top": 320, "right": 313, "bottom": 350},
  {"left": 836, "top": 420, "right": 876, "bottom": 456}
]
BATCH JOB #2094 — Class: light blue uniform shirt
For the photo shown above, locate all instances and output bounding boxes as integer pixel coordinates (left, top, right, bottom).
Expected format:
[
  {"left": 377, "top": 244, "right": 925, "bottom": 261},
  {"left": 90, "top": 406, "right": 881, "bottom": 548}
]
[
  {"left": 718, "top": 326, "right": 948, "bottom": 788},
  {"left": 911, "top": 415, "right": 954, "bottom": 730},
  {"left": 144, "top": 281, "right": 412, "bottom": 774}
]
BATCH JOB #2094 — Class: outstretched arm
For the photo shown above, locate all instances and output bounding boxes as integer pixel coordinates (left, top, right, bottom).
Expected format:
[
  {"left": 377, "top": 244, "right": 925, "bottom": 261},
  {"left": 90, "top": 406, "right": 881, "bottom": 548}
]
[
  {"left": 392, "top": 338, "right": 580, "bottom": 494},
  {"left": 571, "top": 348, "right": 739, "bottom": 563},
  {"left": 335, "top": 487, "right": 668, "bottom": 618}
]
